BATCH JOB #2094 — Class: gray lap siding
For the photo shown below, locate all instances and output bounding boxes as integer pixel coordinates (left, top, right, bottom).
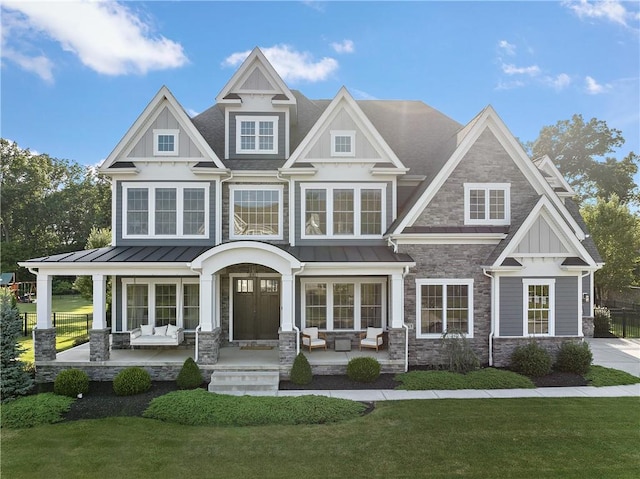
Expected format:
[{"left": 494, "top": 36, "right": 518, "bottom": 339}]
[{"left": 401, "top": 243, "right": 494, "bottom": 366}]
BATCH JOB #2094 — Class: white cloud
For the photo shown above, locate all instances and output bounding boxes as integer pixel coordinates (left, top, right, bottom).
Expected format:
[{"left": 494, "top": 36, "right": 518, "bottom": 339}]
[
  {"left": 498, "top": 40, "right": 516, "bottom": 56},
  {"left": 2, "top": 47, "right": 54, "bottom": 83},
  {"left": 495, "top": 79, "right": 526, "bottom": 91},
  {"left": 502, "top": 63, "right": 541, "bottom": 76},
  {"left": 1, "top": 0, "right": 188, "bottom": 79},
  {"left": 563, "top": 0, "right": 634, "bottom": 27},
  {"left": 223, "top": 45, "right": 339, "bottom": 83},
  {"left": 331, "top": 39, "right": 355, "bottom": 54},
  {"left": 585, "top": 75, "right": 611, "bottom": 94},
  {"left": 544, "top": 73, "right": 572, "bottom": 91},
  {"left": 351, "top": 88, "right": 378, "bottom": 100}
]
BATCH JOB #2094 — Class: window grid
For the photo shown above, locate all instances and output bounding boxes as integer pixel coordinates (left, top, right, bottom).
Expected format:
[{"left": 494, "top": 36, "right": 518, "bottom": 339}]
[
  {"left": 528, "top": 284, "right": 550, "bottom": 335},
  {"left": 465, "top": 184, "right": 509, "bottom": 225},
  {"left": 304, "top": 189, "right": 327, "bottom": 235},
  {"left": 240, "top": 121, "right": 256, "bottom": 150},
  {"left": 157, "top": 134, "right": 175, "bottom": 152},
  {"left": 333, "top": 189, "right": 354, "bottom": 235},
  {"left": 421, "top": 284, "right": 444, "bottom": 334},
  {"left": 360, "top": 189, "right": 382, "bottom": 235},
  {"left": 334, "top": 135, "right": 351, "bottom": 153},
  {"left": 155, "top": 284, "right": 177, "bottom": 327},
  {"left": 469, "top": 190, "right": 486, "bottom": 220},
  {"left": 417, "top": 280, "right": 473, "bottom": 337},
  {"left": 489, "top": 190, "right": 505, "bottom": 220},
  {"left": 183, "top": 284, "right": 200, "bottom": 330},
  {"left": 361, "top": 283, "right": 382, "bottom": 328},
  {"left": 126, "top": 284, "right": 148, "bottom": 330},
  {"left": 237, "top": 118, "right": 276, "bottom": 153},
  {"left": 183, "top": 188, "right": 205, "bottom": 235},
  {"left": 155, "top": 188, "right": 177, "bottom": 235},
  {"left": 446, "top": 285, "right": 469, "bottom": 333},
  {"left": 232, "top": 189, "right": 280, "bottom": 237},
  {"left": 333, "top": 284, "right": 355, "bottom": 329},
  {"left": 305, "top": 283, "right": 327, "bottom": 329},
  {"left": 126, "top": 188, "right": 149, "bottom": 235}
]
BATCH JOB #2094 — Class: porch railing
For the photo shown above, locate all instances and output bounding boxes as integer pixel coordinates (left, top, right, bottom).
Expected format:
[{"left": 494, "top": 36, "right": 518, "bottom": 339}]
[{"left": 20, "top": 312, "right": 93, "bottom": 340}]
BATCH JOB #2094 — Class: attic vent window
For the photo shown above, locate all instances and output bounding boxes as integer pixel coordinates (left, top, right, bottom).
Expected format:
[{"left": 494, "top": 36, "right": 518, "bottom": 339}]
[
  {"left": 236, "top": 116, "right": 278, "bottom": 154},
  {"left": 153, "top": 129, "right": 179, "bottom": 156},
  {"left": 331, "top": 131, "right": 355, "bottom": 157}
]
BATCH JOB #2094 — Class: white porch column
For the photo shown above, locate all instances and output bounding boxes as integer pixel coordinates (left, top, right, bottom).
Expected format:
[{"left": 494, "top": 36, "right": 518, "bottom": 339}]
[
  {"left": 200, "top": 275, "right": 215, "bottom": 332},
  {"left": 281, "top": 274, "right": 294, "bottom": 331},
  {"left": 92, "top": 274, "right": 107, "bottom": 329},
  {"left": 390, "top": 272, "right": 404, "bottom": 328},
  {"left": 36, "top": 273, "right": 52, "bottom": 329}
]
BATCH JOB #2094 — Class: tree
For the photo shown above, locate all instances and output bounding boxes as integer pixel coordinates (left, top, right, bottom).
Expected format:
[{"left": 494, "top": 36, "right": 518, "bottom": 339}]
[
  {"left": 73, "top": 227, "right": 112, "bottom": 301},
  {"left": 0, "top": 290, "right": 34, "bottom": 402},
  {"left": 0, "top": 139, "right": 111, "bottom": 279},
  {"left": 582, "top": 195, "right": 640, "bottom": 302},
  {"left": 528, "top": 115, "right": 638, "bottom": 205}
]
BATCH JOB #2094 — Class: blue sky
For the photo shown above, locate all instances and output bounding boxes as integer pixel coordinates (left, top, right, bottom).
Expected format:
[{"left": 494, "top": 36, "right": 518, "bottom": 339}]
[{"left": 2, "top": 1, "right": 639, "bottom": 180}]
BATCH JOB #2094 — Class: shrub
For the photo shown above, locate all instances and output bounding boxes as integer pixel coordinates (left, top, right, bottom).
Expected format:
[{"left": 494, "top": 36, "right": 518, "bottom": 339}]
[
  {"left": 176, "top": 357, "right": 203, "bottom": 390},
  {"left": 593, "top": 306, "right": 611, "bottom": 337},
  {"left": 144, "top": 389, "right": 365, "bottom": 426},
  {"left": 346, "top": 357, "right": 381, "bottom": 383},
  {"left": 441, "top": 330, "right": 480, "bottom": 374},
  {"left": 510, "top": 341, "right": 552, "bottom": 377},
  {"left": 290, "top": 352, "right": 312, "bottom": 385},
  {"left": 0, "top": 393, "right": 74, "bottom": 429},
  {"left": 54, "top": 369, "right": 89, "bottom": 398},
  {"left": 555, "top": 341, "right": 593, "bottom": 375},
  {"left": 113, "top": 367, "right": 151, "bottom": 396},
  {"left": 395, "top": 368, "right": 535, "bottom": 390}
]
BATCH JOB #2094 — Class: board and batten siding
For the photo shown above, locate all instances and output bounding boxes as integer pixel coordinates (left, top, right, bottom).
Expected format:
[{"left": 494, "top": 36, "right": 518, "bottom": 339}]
[
  {"left": 115, "top": 180, "right": 216, "bottom": 246},
  {"left": 305, "top": 110, "right": 380, "bottom": 160},
  {"left": 293, "top": 181, "right": 392, "bottom": 246},
  {"left": 514, "top": 216, "right": 569, "bottom": 255},
  {"left": 127, "top": 106, "right": 204, "bottom": 159},
  {"left": 499, "top": 276, "right": 579, "bottom": 336},
  {"left": 228, "top": 112, "right": 286, "bottom": 160}
]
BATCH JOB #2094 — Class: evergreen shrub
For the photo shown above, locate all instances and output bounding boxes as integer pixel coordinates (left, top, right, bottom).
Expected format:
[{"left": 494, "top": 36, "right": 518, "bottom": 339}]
[
  {"left": 290, "top": 352, "right": 312, "bottom": 385},
  {"left": 555, "top": 341, "right": 593, "bottom": 375},
  {"left": 346, "top": 357, "right": 381, "bottom": 383},
  {"left": 113, "top": 367, "right": 151, "bottom": 396},
  {"left": 176, "top": 357, "right": 203, "bottom": 389},
  {"left": 54, "top": 369, "right": 89, "bottom": 397},
  {"left": 510, "top": 341, "right": 552, "bottom": 377}
]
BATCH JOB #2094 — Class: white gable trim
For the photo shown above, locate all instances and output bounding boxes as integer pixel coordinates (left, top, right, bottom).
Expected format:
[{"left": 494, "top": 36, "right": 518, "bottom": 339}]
[
  {"left": 493, "top": 196, "right": 596, "bottom": 268},
  {"left": 99, "top": 86, "right": 224, "bottom": 171},
  {"left": 391, "top": 106, "right": 585, "bottom": 239},
  {"left": 215, "top": 47, "right": 295, "bottom": 105},
  {"left": 283, "top": 87, "right": 406, "bottom": 170},
  {"left": 533, "top": 155, "right": 576, "bottom": 196}
]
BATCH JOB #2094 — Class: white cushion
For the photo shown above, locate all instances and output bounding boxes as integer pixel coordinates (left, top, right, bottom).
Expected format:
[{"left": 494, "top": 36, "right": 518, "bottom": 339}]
[
  {"left": 361, "top": 338, "right": 383, "bottom": 347},
  {"left": 366, "top": 327, "right": 384, "bottom": 340},
  {"left": 166, "top": 324, "right": 179, "bottom": 338},
  {"left": 154, "top": 325, "right": 168, "bottom": 336},
  {"left": 302, "top": 337, "right": 326, "bottom": 347},
  {"left": 140, "top": 325, "right": 154, "bottom": 336},
  {"left": 302, "top": 327, "right": 319, "bottom": 340}
]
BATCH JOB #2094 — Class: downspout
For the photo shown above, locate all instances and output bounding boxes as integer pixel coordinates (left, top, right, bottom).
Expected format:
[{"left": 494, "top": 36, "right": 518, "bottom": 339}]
[
  {"left": 580, "top": 270, "right": 592, "bottom": 340},
  {"left": 292, "top": 264, "right": 305, "bottom": 355},
  {"left": 195, "top": 325, "right": 202, "bottom": 362},
  {"left": 402, "top": 265, "right": 410, "bottom": 372},
  {"left": 483, "top": 268, "right": 495, "bottom": 366},
  {"left": 387, "top": 236, "right": 399, "bottom": 253}
]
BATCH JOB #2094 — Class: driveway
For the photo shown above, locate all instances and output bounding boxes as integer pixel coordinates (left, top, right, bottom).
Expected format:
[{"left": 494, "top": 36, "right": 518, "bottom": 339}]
[{"left": 586, "top": 338, "right": 640, "bottom": 377}]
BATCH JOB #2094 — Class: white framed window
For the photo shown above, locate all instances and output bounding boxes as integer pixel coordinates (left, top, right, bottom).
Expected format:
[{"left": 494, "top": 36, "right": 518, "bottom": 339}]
[
  {"left": 416, "top": 279, "right": 474, "bottom": 338},
  {"left": 464, "top": 183, "right": 510, "bottom": 225},
  {"left": 301, "top": 183, "right": 385, "bottom": 238},
  {"left": 331, "top": 130, "right": 355, "bottom": 157},
  {"left": 229, "top": 185, "right": 283, "bottom": 240},
  {"left": 123, "top": 183, "right": 209, "bottom": 238},
  {"left": 122, "top": 278, "right": 200, "bottom": 331},
  {"left": 301, "top": 278, "right": 386, "bottom": 331},
  {"left": 523, "top": 279, "right": 555, "bottom": 336},
  {"left": 153, "top": 129, "right": 179, "bottom": 156},
  {"left": 236, "top": 116, "right": 278, "bottom": 154}
]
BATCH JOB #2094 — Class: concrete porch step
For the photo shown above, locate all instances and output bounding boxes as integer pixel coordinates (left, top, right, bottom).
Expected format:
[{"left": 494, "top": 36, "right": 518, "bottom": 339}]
[{"left": 208, "top": 370, "right": 280, "bottom": 394}]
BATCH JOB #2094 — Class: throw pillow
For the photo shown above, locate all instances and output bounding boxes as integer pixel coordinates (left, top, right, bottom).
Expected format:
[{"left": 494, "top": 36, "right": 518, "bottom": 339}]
[
  {"left": 166, "top": 324, "right": 179, "bottom": 337},
  {"left": 140, "top": 325, "right": 154, "bottom": 336},
  {"left": 154, "top": 325, "right": 168, "bottom": 336}
]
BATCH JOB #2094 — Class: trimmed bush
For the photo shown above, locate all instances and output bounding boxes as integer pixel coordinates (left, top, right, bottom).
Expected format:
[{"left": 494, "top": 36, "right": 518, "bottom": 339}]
[
  {"left": 555, "top": 341, "right": 593, "bottom": 375},
  {"left": 593, "top": 306, "right": 611, "bottom": 337},
  {"left": 54, "top": 369, "right": 89, "bottom": 398},
  {"left": 176, "top": 357, "right": 203, "bottom": 390},
  {"left": 441, "top": 330, "right": 480, "bottom": 374},
  {"left": 0, "top": 393, "right": 74, "bottom": 429},
  {"left": 113, "top": 367, "right": 151, "bottom": 396},
  {"left": 290, "top": 352, "right": 312, "bottom": 385},
  {"left": 510, "top": 341, "right": 552, "bottom": 377},
  {"left": 395, "top": 368, "right": 535, "bottom": 390},
  {"left": 346, "top": 357, "right": 381, "bottom": 383}
]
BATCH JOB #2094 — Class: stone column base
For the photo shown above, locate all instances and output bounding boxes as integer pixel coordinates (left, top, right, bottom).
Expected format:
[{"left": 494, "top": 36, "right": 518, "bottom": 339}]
[
  {"left": 387, "top": 328, "right": 407, "bottom": 363},
  {"left": 34, "top": 328, "right": 57, "bottom": 361},
  {"left": 111, "top": 332, "right": 131, "bottom": 349},
  {"left": 197, "top": 328, "right": 221, "bottom": 365},
  {"left": 279, "top": 330, "right": 297, "bottom": 380},
  {"left": 90, "top": 328, "right": 111, "bottom": 362},
  {"left": 582, "top": 316, "right": 595, "bottom": 338}
]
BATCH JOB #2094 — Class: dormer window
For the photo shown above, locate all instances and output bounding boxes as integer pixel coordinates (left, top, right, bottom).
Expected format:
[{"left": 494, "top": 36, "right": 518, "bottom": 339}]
[
  {"left": 153, "top": 129, "right": 179, "bottom": 156},
  {"left": 236, "top": 116, "right": 278, "bottom": 154},
  {"left": 331, "top": 131, "right": 355, "bottom": 157},
  {"left": 464, "top": 183, "right": 510, "bottom": 225}
]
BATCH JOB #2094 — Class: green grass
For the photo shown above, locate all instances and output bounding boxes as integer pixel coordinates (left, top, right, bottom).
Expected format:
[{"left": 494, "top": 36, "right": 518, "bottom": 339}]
[
  {"left": 395, "top": 368, "right": 536, "bottom": 390},
  {"left": 1, "top": 398, "right": 638, "bottom": 478},
  {"left": 144, "top": 389, "right": 366, "bottom": 426},
  {"left": 0, "top": 393, "right": 74, "bottom": 429},
  {"left": 585, "top": 365, "right": 640, "bottom": 387}
]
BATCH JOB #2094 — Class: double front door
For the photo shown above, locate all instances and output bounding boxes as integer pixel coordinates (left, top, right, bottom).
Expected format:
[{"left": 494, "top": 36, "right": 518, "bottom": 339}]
[{"left": 233, "top": 277, "right": 280, "bottom": 340}]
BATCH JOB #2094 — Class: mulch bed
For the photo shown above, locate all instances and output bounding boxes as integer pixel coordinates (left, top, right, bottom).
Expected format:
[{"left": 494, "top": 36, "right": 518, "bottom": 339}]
[{"left": 38, "top": 370, "right": 587, "bottom": 422}]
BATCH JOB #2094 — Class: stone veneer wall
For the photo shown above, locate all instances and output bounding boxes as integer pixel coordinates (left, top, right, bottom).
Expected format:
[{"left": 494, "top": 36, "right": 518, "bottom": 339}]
[
  {"left": 34, "top": 328, "right": 56, "bottom": 362},
  {"left": 582, "top": 316, "right": 594, "bottom": 338},
  {"left": 35, "top": 364, "right": 185, "bottom": 383},
  {"left": 278, "top": 330, "right": 297, "bottom": 380},
  {"left": 111, "top": 332, "right": 130, "bottom": 349},
  {"left": 89, "top": 328, "right": 111, "bottom": 361},
  {"left": 492, "top": 336, "right": 582, "bottom": 367},
  {"left": 197, "top": 328, "right": 221, "bottom": 365}
]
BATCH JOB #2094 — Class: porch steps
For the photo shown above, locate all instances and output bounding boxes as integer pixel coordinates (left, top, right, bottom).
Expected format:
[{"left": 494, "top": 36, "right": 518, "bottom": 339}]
[{"left": 208, "top": 369, "right": 280, "bottom": 395}]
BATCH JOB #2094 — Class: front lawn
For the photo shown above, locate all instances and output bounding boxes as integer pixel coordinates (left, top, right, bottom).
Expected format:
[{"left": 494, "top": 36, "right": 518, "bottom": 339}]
[{"left": 1, "top": 397, "right": 637, "bottom": 478}]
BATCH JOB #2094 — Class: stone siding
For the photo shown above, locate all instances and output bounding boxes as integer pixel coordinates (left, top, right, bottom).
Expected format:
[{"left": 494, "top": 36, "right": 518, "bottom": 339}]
[
  {"left": 387, "top": 328, "right": 406, "bottom": 362},
  {"left": 111, "top": 332, "right": 130, "bottom": 349},
  {"left": 278, "top": 330, "right": 297, "bottom": 379},
  {"left": 582, "top": 316, "right": 594, "bottom": 338},
  {"left": 34, "top": 328, "right": 57, "bottom": 361},
  {"left": 492, "top": 336, "right": 582, "bottom": 367},
  {"left": 197, "top": 328, "right": 221, "bottom": 365},
  {"left": 35, "top": 364, "right": 187, "bottom": 383},
  {"left": 89, "top": 328, "right": 111, "bottom": 361}
]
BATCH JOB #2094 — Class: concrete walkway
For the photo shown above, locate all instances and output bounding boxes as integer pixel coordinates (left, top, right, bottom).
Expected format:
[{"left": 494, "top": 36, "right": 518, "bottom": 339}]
[{"left": 587, "top": 337, "right": 640, "bottom": 377}]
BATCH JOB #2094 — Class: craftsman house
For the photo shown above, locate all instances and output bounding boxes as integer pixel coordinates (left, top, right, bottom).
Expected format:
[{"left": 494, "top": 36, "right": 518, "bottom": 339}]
[{"left": 22, "top": 48, "right": 601, "bottom": 383}]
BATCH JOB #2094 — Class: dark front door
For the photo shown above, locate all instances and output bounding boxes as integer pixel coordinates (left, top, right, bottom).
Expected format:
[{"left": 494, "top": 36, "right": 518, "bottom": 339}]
[{"left": 233, "top": 277, "right": 280, "bottom": 340}]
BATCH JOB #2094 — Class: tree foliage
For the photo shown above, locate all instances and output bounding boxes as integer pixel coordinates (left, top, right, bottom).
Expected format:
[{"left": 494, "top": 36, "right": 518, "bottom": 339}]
[
  {"left": 528, "top": 114, "right": 638, "bottom": 205},
  {"left": 582, "top": 195, "right": 640, "bottom": 301},
  {"left": 0, "top": 139, "right": 111, "bottom": 279},
  {"left": 73, "top": 227, "right": 112, "bottom": 301}
]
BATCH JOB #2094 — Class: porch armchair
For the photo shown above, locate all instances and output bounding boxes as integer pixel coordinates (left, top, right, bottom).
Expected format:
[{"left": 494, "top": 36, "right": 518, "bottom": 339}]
[
  {"left": 359, "top": 327, "right": 384, "bottom": 352},
  {"left": 301, "top": 327, "right": 327, "bottom": 352}
]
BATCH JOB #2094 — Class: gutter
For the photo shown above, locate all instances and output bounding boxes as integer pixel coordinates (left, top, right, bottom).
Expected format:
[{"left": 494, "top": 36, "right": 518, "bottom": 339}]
[{"left": 483, "top": 268, "right": 495, "bottom": 366}]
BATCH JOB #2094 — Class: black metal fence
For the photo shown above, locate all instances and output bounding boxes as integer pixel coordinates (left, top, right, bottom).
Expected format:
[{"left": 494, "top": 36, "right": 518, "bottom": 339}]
[
  {"left": 598, "top": 301, "right": 640, "bottom": 338},
  {"left": 21, "top": 313, "right": 93, "bottom": 340}
]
